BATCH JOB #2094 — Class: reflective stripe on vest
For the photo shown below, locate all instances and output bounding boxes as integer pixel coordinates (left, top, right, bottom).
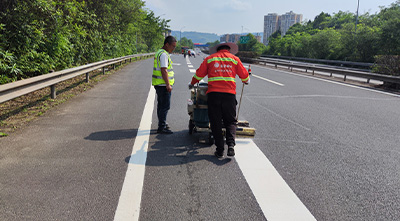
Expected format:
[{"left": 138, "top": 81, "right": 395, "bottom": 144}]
[
  {"left": 208, "top": 76, "right": 236, "bottom": 82},
  {"left": 153, "top": 67, "right": 174, "bottom": 71},
  {"left": 152, "top": 75, "right": 174, "bottom": 80},
  {"left": 193, "top": 73, "right": 203, "bottom": 81},
  {"left": 242, "top": 76, "right": 250, "bottom": 82},
  {"left": 207, "top": 57, "right": 238, "bottom": 65},
  {"left": 152, "top": 49, "right": 175, "bottom": 86}
]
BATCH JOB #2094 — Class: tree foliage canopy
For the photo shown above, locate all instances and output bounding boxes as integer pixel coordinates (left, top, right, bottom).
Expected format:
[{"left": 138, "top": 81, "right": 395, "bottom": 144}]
[
  {"left": 264, "top": 1, "right": 400, "bottom": 64},
  {"left": 0, "top": 0, "right": 169, "bottom": 84}
]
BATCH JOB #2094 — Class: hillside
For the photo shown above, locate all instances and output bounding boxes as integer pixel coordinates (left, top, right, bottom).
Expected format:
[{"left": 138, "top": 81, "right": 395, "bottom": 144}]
[
  {"left": 171, "top": 31, "right": 263, "bottom": 43},
  {"left": 171, "top": 31, "right": 220, "bottom": 43}
]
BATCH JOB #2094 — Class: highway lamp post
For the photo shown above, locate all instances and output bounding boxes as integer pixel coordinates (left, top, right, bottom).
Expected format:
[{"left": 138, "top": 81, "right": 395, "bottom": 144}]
[
  {"left": 159, "top": 14, "right": 166, "bottom": 37},
  {"left": 180, "top": 26, "right": 185, "bottom": 43},
  {"left": 136, "top": 31, "right": 137, "bottom": 54},
  {"left": 355, "top": 0, "right": 360, "bottom": 33}
]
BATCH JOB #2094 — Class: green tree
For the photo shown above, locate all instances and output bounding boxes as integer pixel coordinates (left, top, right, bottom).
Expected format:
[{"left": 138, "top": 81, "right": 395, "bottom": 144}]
[
  {"left": 377, "top": 1, "right": 400, "bottom": 55},
  {"left": 206, "top": 40, "right": 220, "bottom": 48},
  {"left": 312, "top": 12, "right": 331, "bottom": 30},
  {"left": 238, "top": 33, "right": 266, "bottom": 55},
  {"left": 0, "top": 0, "right": 169, "bottom": 84}
]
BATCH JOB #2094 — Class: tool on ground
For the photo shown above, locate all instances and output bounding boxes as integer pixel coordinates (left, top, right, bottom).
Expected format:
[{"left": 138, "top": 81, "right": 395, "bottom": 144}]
[{"left": 235, "top": 65, "right": 255, "bottom": 138}]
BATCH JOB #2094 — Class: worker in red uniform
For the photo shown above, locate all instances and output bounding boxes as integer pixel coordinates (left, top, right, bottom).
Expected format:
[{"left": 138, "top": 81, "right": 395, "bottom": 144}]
[{"left": 189, "top": 42, "right": 249, "bottom": 158}]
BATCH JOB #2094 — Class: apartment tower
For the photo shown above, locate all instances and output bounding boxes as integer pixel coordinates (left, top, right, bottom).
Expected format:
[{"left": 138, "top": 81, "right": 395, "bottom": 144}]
[{"left": 263, "top": 11, "right": 303, "bottom": 45}]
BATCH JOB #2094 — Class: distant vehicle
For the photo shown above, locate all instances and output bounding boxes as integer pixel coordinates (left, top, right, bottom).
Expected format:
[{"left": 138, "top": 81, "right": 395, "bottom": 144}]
[
  {"left": 181, "top": 46, "right": 189, "bottom": 54},
  {"left": 188, "top": 49, "right": 196, "bottom": 57}
]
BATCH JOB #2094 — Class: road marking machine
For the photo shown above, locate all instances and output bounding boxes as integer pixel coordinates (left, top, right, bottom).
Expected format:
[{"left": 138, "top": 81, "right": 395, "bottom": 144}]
[{"left": 187, "top": 66, "right": 255, "bottom": 144}]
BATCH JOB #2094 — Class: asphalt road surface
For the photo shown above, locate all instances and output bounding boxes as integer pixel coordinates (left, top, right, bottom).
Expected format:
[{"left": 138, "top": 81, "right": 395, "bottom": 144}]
[{"left": 1, "top": 52, "right": 400, "bottom": 221}]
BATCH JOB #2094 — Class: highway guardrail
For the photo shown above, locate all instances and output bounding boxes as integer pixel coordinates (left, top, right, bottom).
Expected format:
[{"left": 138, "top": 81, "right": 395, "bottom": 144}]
[
  {"left": 244, "top": 57, "right": 400, "bottom": 86},
  {"left": 0, "top": 53, "right": 154, "bottom": 104}
]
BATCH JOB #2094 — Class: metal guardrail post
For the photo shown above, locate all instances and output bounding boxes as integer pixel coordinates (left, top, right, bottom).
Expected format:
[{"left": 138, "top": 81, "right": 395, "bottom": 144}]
[
  {"left": 51, "top": 85, "right": 56, "bottom": 99},
  {"left": 86, "top": 73, "right": 90, "bottom": 83},
  {"left": 103, "top": 67, "right": 105, "bottom": 75}
]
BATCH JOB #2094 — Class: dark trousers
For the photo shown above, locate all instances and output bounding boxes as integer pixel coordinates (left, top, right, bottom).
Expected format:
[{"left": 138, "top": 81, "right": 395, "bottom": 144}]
[
  {"left": 207, "top": 92, "right": 237, "bottom": 151},
  {"left": 154, "top": 86, "right": 171, "bottom": 129}
]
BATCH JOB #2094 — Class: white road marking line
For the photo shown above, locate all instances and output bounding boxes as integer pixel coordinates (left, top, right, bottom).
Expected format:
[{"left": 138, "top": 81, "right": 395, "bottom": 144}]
[
  {"left": 188, "top": 64, "right": 194, "bottom": 68},
  {"left": 189, "top": 69, "right": 196, "bottom": 73},
  {"left": 114, "top": 86, "right": 155, "bottom": 221},
  {"left": 235, "top": 139, "right": 317, "bottom": 221},
  {"left": 253, "top": 74, "right": 285, "bottom": 86},
  {"left": 247, "top": 94, "right": 399, "bottom": 101}
]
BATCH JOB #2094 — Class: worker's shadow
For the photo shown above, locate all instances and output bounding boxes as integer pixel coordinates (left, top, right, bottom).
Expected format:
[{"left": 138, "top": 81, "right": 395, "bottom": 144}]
[
  {"left": 125, "top": 129, "right": 232, "bottom": 166},
  {"left": 84, "top": 129, "right": 138, "bottom": 141}
]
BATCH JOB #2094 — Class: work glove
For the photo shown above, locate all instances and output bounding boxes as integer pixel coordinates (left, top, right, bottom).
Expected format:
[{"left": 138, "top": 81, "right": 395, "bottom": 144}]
[
  {"left": 188, "top": 83, "right": 194, "bottom": 89},
  {"left": 243, "top": 78, "right": 250, "bottom": 85}
]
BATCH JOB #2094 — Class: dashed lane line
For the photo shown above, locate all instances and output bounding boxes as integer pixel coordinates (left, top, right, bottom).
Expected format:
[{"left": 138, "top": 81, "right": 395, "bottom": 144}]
[{"left": 252, "top": 74, "right": 285, "bottom": 87}]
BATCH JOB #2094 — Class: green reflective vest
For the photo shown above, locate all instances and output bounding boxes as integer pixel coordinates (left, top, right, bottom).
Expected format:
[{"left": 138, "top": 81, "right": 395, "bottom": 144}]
[{"left": 152, "top": 49, "right": 175, "bottom": 86}]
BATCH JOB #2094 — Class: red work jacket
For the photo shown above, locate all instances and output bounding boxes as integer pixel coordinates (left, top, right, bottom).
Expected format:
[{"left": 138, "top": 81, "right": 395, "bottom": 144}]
[{"left": 191, "top": 49, "right": 249, "bottom": 94}]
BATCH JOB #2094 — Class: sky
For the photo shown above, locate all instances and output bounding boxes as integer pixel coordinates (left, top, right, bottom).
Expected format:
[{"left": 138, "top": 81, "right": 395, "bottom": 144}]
[{"left": 144, "top": 0, "right": 396, "bottom": 35}]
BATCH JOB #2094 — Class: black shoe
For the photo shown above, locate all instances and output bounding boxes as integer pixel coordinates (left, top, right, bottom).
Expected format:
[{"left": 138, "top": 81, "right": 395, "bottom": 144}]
[
  {"left": 227, "top": 146, "right": 235, "bottom": 157},
  {"left": 157, "top": 127, "right": 173, "bottom": 134},
  {"left": 214, "top": 149, "right": 224, "bottom": 158},
  {"left": 165, "top": 123, "right": 170, "bottom": 130}
]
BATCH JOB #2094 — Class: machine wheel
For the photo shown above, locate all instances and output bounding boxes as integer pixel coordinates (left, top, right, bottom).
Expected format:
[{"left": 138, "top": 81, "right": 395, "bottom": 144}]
[
  {"left": 188, "top": 120, "right": 195, "bottom": 134},
  {"left": 208, "top": 133, "right": 214, "bottom": 145}
]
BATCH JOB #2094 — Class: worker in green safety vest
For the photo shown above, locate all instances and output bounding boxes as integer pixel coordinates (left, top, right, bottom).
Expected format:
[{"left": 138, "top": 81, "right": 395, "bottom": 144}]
[{"left": 153, "top": 36, "right": 177, "bottom": 134}]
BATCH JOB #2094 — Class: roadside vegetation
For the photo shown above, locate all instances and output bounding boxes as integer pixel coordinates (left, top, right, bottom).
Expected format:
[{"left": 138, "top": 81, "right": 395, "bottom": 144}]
[
  {"left": 264, "top": 1, "right": 400, "bottom": 76},
  {"left": 0, "top": 0, "right": 169, "bottom": 84},
  {"left": 174, "top": 37, "right": 194, "bottom": 53},
  {"left": 0, "top": 0, "right": 168, "bottom": 136}
]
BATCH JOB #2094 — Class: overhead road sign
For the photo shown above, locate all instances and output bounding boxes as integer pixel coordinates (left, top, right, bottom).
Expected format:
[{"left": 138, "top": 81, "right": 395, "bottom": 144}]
[
  {"left": 240, "top": 36, "right": 250, "bottom": 44},
  {"left": 194, "top": 43, "right": 209, "bottom": 47}
]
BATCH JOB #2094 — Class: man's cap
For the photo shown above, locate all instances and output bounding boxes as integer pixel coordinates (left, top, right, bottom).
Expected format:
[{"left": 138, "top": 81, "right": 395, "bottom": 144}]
[{"left": 209, "top": 42, "right": 238, "bottom": 55}]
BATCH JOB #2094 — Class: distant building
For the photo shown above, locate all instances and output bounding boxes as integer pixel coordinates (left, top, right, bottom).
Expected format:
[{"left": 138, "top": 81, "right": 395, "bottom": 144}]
[
  {"left": 220, "top": 34, "right": 241, "bottom": 43},
  {"left": 220, "top": 33, "right": 262, "bottom": 44},
  {"left": 263, "top": 11, "right": 302, "bottom": 45},
  {"left": 255, "top": 34, "right": 262, "bottom": 43},
  {"left": 163, "top": 29, "right": 172, "bottom": 38},
  {"left": 280, "top": 11, "right": 303, "bottom": 36},
  {"left": 263, "top": 13, "right": 280, "bottom": 45}
]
